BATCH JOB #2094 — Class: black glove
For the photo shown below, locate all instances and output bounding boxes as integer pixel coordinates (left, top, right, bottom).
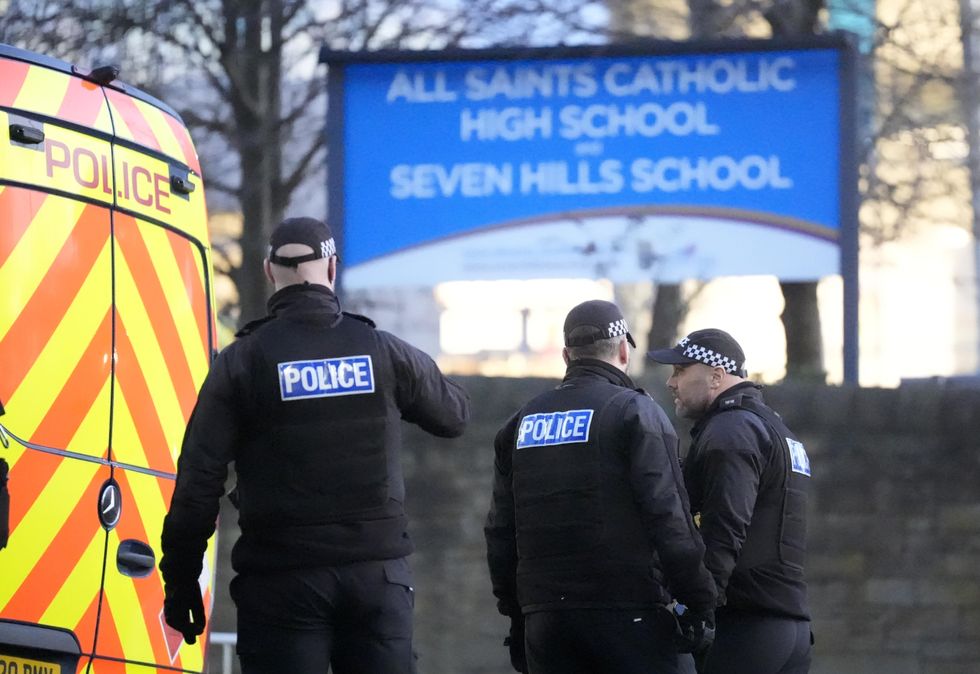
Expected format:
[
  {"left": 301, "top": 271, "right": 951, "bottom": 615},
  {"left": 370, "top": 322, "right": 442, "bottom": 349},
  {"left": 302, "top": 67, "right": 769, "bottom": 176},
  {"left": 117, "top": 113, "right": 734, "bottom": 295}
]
[
  {"left": 503, "top": 613, "right": 527, "bottom": 673},
  {"left": 672, "top": 604, "right": 715, "bottom": 656},
  {"left": 164, "top": 582, "right": 206, "bottom": 645}
]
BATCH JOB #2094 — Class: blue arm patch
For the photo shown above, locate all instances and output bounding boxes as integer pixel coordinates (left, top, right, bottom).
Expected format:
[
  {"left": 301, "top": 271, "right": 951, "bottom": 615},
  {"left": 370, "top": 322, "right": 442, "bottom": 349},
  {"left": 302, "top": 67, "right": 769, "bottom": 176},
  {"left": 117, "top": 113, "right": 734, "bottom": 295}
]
[
  {"left": 787, "top": 437, "right": 811, "bottom": 476},
  {"left": 516, "top": 409, "right": 594, "bottom": 449},
  {"left": 278, "top": 355, "right": 375, "bottom": 400}
]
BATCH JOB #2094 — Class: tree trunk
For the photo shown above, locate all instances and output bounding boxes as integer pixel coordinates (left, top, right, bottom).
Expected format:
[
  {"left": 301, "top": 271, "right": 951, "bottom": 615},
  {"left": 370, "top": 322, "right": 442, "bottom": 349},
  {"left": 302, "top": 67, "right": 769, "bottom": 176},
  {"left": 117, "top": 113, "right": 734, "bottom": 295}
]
[
  {"left": 780, "top": 282, "right": 825, "bottom": 380},
  {"left": 226, "top": 0, "right": 287, "bottom": 327},
  {"left": 647, "top": 283, "right": 685, "bottom": 350}
]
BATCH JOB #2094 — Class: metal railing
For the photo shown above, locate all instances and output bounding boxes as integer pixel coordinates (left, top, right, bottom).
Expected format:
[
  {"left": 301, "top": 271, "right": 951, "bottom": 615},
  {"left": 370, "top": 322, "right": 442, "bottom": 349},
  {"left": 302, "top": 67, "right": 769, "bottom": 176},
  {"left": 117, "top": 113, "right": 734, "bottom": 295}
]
[{"left": 209, "top": 631, "right": 237, "bottom": 674}]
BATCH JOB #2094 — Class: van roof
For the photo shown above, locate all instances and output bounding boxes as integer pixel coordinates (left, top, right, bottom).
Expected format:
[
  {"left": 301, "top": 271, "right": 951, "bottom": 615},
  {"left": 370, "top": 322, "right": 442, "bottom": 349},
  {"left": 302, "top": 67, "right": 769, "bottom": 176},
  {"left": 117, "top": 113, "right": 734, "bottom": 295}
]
[{"left": 0, "top": 42, "right": 186, "bottom": 126}]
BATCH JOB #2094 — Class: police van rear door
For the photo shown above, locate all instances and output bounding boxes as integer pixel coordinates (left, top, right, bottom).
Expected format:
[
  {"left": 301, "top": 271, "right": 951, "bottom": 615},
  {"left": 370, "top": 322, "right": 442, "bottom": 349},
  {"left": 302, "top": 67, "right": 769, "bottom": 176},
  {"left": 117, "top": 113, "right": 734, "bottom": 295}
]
[
  {"left": 98, "top": 82, "right": 216, "bottom": 674},
  {"left": 0, "top": 43, "right": 116, "bottom": 674}
]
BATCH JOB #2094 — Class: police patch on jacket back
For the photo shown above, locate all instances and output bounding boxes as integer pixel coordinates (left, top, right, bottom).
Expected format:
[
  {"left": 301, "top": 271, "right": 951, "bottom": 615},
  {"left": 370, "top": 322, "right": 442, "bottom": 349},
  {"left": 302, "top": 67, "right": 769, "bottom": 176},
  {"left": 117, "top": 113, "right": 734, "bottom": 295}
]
[
  {"left": 516, "top": 409, "right": 593, "bottom": 449},
  {"left": 278, "top": 355, "right": 375, "bottom": 400}
]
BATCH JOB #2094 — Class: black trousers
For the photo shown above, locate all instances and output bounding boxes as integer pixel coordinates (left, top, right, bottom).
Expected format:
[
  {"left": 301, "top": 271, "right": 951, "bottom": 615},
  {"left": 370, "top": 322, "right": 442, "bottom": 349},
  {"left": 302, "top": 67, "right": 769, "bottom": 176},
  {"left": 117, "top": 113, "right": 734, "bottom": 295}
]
[
  {"left": 702, "top": 611, "right": 811, "bottom": 674},
  {"left": 231, "top": 557, "right": 416, "bottom": 674},
  {"left": 524, "top": 608, "right": 697, "bottom": 674}
]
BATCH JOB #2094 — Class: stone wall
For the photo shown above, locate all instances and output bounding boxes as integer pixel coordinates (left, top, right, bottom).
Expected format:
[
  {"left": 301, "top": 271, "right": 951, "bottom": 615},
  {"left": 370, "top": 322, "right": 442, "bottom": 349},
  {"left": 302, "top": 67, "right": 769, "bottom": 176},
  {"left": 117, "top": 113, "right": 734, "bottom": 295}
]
[{"left": 207, "top": 376, "right": 980, "bottom": 674}]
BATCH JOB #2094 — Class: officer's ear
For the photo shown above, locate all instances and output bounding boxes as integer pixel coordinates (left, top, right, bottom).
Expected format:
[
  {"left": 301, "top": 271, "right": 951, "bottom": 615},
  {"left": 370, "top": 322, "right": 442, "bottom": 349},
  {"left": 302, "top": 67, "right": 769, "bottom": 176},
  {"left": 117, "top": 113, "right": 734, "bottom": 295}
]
[
  {"left": 618, "top": 337, "right": 630, "bottom": 368},
  {"left": 562, "top": 347, "right": 570, "bottom": 366},
  {"left": 263, "top": 258, "right": 274, "bottom": 284},
  {"left": 709, "top": 366, "right": 726, "bottom": 388},
  {"left": 327, "top": 256, "right": 337, "bottom": 287}
]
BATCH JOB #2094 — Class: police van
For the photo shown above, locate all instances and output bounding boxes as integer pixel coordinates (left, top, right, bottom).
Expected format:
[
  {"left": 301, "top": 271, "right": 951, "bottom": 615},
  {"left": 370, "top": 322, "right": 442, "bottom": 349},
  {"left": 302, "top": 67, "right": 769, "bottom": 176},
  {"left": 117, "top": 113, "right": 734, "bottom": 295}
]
[{"left": 0, "top": 43, "right": 218, "bottom": 673}]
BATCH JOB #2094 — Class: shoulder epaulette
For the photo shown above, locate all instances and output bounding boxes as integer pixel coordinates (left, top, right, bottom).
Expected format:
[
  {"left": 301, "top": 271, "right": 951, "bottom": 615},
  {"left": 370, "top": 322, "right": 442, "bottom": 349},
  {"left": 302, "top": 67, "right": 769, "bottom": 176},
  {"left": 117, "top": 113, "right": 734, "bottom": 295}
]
[
  {"left": 342, "top": 311, "right": 376, "bottom": 328},
  {"left": 235, "top": 315, "right": 274, "bottom": 337},
  {"left": 718, "top": 393, "right": 746, "bottom": 410}
]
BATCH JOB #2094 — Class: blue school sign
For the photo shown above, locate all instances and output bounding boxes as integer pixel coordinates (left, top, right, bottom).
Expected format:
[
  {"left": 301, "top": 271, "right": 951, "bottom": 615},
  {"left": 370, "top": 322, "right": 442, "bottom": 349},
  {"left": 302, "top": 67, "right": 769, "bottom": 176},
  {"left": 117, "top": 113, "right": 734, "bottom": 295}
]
[
  {"left": 323, "top": 38, "right": 856, "bottom": 288},
  {"left": 321, "top": 37, "right": 859, "bottom": 379}
]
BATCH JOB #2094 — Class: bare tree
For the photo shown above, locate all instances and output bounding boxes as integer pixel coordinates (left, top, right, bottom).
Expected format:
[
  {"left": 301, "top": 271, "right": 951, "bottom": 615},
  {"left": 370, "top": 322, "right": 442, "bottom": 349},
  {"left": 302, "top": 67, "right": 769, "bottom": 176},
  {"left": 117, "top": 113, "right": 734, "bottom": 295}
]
[{"left": 0, "top": 0, "right": 610, "bottom": 327}]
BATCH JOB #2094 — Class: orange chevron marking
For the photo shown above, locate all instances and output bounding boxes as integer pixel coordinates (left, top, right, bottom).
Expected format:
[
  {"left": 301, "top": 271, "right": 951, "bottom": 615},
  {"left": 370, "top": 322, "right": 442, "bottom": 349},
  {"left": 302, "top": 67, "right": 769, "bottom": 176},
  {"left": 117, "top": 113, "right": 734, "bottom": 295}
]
[
  {"left": 3, "top": 469, "right": 106, "bottom": 620},
  {"left": 167, "top": 228, "right": 210, "bottom": 357},
  {"left": 105, "top": 89, "right": 162, "bottom": 155},
  {"left": 0, "top": 59, "right": 30, "bottom": 107},
  {"left": 0, "top": 186, "right": 46, "bottom": 269},
  {"left": 113, "top": 317, "right": 177, "bottom": 472},
  {"left": 162, "top": 110, "right": 201, "bottom": 174},
  {"left": 0, "top": 204, "right": 108, "bottom": 403},
  {"left": 57, "top": 76, "right": 107, "bottom": 130},
  {"left": 76, "top": 591, "right": 102, "bottom": 661},
  {"left": 94, "top": 591, "right": 136, "bottom": 674},
  {"left": 115, "top": 215, "right": 198, "bottom": 421},
  {"left": 27, "top": 308, "right": 112, "bottom": 454}
]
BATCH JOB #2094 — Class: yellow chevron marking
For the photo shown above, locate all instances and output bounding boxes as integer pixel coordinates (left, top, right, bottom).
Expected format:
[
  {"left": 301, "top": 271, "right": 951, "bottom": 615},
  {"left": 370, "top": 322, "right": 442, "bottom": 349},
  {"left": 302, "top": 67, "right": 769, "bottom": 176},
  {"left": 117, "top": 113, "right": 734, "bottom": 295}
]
[
  {"left": 136, "top": 99, "right": 184, "bottom": 164},
  {"left": 0, "top": 437, "right": 26, "bottom": 469},
  {"left": 0, "top": 431, "right": 104, "bottom": 607},
  {"left": 39, "top": 527, "right": 105, "bottom": 628},
  {"left": 113, "top": 249, "right": 184, "bottom": 466},
  {"left": 4, "top": 240, "right": 111, "bottom": 444},
  {"left": 94, "top": 103, "right": 114, "bottom": 135},
  {"left": 13, "top": 65, "right": 69, "bottom": 119},
  {"left": 0, "top": 197, "right": 86, "bottom": 339},
  {"left": 140, "top": 222, "right": 210, "bottom": 384}
]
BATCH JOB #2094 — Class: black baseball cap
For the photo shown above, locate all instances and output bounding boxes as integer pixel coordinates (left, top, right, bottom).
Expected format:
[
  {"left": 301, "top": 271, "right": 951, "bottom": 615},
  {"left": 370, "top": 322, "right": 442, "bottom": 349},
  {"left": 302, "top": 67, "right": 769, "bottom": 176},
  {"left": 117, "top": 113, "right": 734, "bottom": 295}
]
[
  {"left": 268, "top": 217, "right": 337, "bottom": 268},
  {"left": 648, "top": 328, "right": 746, "bottom": 375},
  {"left": 563, "top": 300, "right": 636, "bottom": 348}
]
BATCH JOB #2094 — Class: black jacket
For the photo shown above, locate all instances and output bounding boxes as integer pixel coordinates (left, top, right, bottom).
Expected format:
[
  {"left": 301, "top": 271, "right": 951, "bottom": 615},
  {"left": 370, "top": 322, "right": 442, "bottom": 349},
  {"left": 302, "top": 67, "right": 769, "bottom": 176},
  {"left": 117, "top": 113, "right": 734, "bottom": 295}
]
[
  {"left": 160, "top": 283, "right": 469, "bottom": 584},
  {"left": 685, "top": 382, "right": 810, "bottom": 620},
  {"left": 485, "top": 359, "right": 716, "bottom": 617}
]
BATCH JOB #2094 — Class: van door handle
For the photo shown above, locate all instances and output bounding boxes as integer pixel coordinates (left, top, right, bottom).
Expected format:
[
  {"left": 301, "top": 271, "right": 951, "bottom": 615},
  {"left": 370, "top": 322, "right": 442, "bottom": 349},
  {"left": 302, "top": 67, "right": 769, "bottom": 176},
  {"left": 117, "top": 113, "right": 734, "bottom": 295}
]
[
  {"left": 117, "top": 539, "right": 156, "bottom": 577},
  {"left": 10, "top": 124, "right": 45, "bottom": 145}
]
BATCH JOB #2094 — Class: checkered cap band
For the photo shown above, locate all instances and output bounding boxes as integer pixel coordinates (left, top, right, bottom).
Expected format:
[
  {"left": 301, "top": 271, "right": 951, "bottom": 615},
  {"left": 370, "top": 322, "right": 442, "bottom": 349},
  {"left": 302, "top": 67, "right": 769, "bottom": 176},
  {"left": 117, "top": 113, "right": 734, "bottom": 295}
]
[
  {"left": 678, "top": 337, "right": 740, "bottom": 374},
  {"left": 607, "top": 318, "right": 629, "bottom": 339}
]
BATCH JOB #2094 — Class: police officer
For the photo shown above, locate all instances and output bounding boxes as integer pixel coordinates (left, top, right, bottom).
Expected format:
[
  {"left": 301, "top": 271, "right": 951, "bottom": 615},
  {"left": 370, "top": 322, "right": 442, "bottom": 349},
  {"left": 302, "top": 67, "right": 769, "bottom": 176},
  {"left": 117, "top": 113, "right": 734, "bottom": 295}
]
[
  {"left": 649, "top": 329, "right": 812, "bottom": 674},
  {"left": 160, "top": 217, "right": 470, "bottom": 674},
  {"left": 485, "top": 300, "right": 717, "bottom": 674}
]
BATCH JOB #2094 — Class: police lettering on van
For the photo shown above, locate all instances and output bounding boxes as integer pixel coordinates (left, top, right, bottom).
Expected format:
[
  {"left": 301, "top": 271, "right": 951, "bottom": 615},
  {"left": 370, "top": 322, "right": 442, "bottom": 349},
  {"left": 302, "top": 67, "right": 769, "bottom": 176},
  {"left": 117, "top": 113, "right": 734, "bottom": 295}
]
[
  {"left": 278, "top": 356, "right": 375, "bottom": 400},
  {"left": 516, "top": 409, "right": 593, "bottom": 449}
]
